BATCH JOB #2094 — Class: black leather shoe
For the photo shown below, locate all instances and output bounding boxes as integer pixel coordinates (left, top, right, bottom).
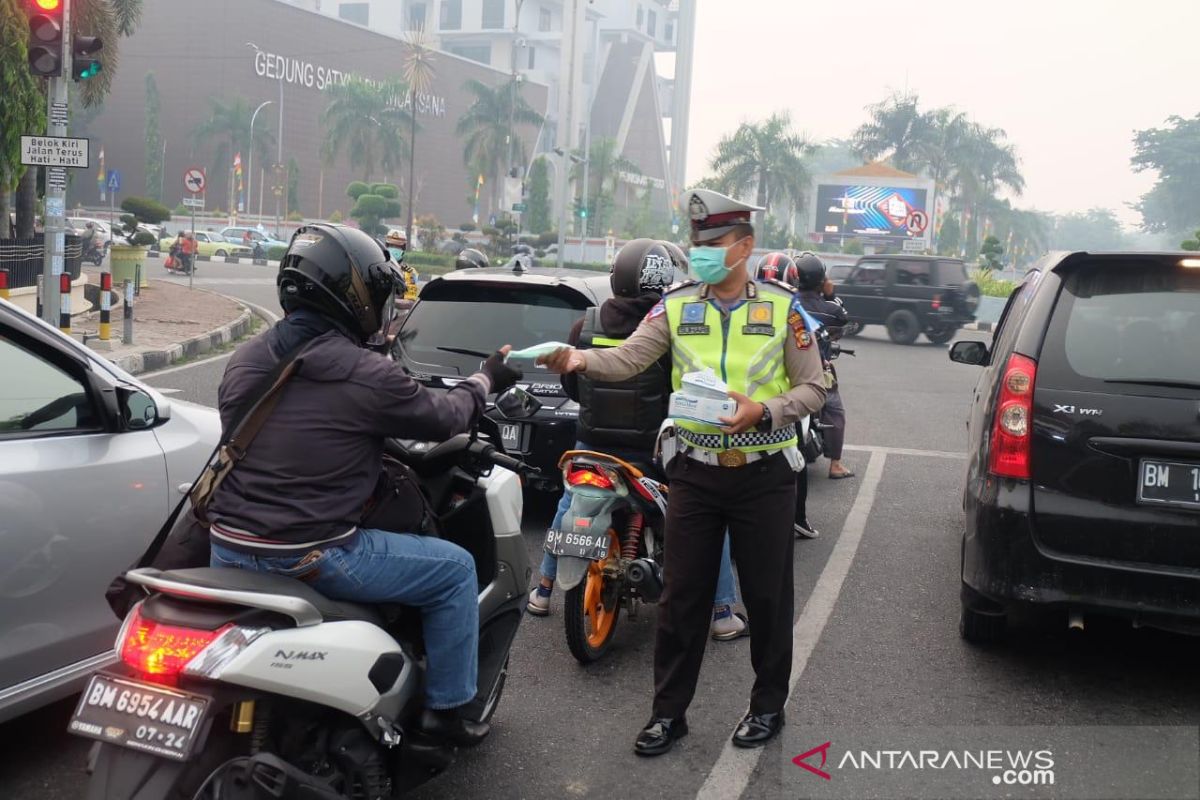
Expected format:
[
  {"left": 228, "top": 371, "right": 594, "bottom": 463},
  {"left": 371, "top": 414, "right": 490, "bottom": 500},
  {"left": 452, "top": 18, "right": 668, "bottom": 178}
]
[
  {"left": 731, "top": 710, "right": 785, "bottom": 748},
  {"left": 419, "top": 709, "right": 491, "bottom": 747},
  {"left": 634, "top": 716, "right": 688, "bottom": 756}
]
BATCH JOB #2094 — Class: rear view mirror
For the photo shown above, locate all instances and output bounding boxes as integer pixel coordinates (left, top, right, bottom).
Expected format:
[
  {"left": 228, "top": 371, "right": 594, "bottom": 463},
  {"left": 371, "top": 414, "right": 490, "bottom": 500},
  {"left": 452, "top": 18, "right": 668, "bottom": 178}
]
[
  {"left": 949, "top": 340, "right": 989, "bottom": 366},
  {"left": 495, "top": 387, "right": 542, "bottom": 419},
  {"left": 117, "top": 386, "right": 161, "bottom": 430}
]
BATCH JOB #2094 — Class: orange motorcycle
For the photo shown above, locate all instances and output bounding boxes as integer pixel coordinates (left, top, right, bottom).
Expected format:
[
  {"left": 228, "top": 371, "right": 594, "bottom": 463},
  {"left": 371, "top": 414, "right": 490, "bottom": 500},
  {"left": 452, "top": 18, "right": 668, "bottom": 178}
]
[{"left": 545, "top": 450, "right": 668, "bottom": 663}]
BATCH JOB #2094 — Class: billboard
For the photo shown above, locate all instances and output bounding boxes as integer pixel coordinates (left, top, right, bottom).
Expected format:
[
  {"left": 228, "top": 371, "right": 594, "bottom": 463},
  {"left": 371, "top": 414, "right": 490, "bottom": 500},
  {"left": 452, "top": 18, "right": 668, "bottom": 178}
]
[{"left": 809, "top": 174, "right": 936, "bottom": 249}]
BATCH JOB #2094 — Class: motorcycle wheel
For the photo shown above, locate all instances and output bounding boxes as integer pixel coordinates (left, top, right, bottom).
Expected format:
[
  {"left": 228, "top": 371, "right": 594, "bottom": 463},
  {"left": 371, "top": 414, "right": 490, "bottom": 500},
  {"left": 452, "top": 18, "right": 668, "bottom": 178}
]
[{"left": 564, "top": 529, "right": 622, "bottom": 664}]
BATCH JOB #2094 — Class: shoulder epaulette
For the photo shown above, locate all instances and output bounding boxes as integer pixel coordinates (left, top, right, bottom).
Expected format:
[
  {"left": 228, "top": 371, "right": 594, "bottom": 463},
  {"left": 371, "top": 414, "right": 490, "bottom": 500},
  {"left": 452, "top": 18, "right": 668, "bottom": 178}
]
[{"left": 664, "top": 279, "right": 701, "bottom": 295}]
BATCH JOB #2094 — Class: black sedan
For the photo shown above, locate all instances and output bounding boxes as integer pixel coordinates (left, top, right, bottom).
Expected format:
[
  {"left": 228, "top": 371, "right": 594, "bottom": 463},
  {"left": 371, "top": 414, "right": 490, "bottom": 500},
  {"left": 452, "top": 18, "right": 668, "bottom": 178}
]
[{"left": 393, "top": 265, "right": 613, "bottom": 490}]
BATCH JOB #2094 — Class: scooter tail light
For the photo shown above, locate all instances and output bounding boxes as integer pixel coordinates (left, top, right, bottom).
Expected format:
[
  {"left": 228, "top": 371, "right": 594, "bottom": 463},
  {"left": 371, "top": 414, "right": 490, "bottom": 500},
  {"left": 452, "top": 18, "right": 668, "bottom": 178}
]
[
  {"left": 988, "top": 353, "right": 1037, "bottom": 479},
  {"left": 118, "top": 606, "right": 225, "bottom": 683},
  {"left": 566, "top": 465, "right": 614, "bottom": 490},
  {"left": 183, "top": 625, "right": 272, "bottom": 680}
]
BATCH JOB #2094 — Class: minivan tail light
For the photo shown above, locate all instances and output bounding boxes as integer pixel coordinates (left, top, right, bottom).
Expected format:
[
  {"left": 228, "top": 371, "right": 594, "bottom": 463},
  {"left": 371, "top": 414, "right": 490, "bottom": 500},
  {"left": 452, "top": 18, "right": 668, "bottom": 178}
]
[
  {"left": 931, "top": 294, "right": 941, "bottom": 310},
  {"left": 988, "top": 353, "right": 1037, "bottom": 479}
]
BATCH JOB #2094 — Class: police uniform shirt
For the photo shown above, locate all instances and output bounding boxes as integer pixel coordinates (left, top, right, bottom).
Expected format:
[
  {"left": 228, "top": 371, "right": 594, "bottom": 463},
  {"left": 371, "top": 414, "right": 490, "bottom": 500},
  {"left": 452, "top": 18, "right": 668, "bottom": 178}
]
[{"left": 578, "top": 281, "right": 827, "bottom": 429}]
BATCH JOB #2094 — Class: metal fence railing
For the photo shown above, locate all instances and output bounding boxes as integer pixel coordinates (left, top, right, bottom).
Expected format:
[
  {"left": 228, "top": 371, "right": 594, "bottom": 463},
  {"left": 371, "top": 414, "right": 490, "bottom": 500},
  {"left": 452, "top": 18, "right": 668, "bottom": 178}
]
[{"left": 0, "top": 235, "right": 83, "bottom": 289}]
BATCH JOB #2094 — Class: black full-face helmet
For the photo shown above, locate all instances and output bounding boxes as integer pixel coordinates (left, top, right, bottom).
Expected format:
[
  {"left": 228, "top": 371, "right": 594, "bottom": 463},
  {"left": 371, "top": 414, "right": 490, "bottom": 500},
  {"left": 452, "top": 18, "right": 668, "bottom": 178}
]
[
  {"left": 277, "top": 223, "right": 401, "bottom": 342},
  {"left": 794, "top": 251, "right": 827, "bottom": 291},
  {"left": 455, "top": 248, "right": 490, "bottom": 270},
  {"left": 610, "top": 238, "right": 674, "bottom": 297}
]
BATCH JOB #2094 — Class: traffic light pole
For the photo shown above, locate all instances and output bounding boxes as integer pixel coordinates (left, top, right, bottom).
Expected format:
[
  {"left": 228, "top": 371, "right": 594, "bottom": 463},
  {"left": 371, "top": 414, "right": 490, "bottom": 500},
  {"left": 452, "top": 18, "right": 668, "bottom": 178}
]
[{"left": 40, "top": 2, "right": 72, "bottom": 327}]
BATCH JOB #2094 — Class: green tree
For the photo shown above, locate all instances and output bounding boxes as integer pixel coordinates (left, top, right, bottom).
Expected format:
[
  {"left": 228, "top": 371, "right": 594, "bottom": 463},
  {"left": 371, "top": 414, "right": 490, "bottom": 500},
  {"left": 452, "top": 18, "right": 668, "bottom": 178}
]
[
  {"left": 526, "top": 157, "right": 552, "bottom": 234},
  {"left": 144, "top": 72, "right": 162, "bottom": 201},
  {"left": 189, "top": 96, "right": 276, "bottom": 191},
  {"left": 287, "top": 157, "right": 300, "bottom": 215},
  {"left": 456, "top": 77, "right": 544, "bottom": 214},
  {"left": 0, "top": 0, "right": 46, "bottom": 237},
  {"left": 979, "top": 235, "right": 1004, "bottom": 270},
  {"left": 709, "top": 112, "right": 814, "bottom": 229},
  {"left": 851, "top": 91, "right": 931, "bottom": 173},
  {"left": 937, "top": 215, "right": 962, "bottom": 256},
  {"left": 347, "top": 181, "right": 401, "bottom": 236},
  {"left": 572, "top": 137, "right": 640, "bottom": 235},
  {"left": 1180, "top": 229, "right": 1200, "bottom": 251},
  {"left": 321, "top": 75, "right": 411, "bottom": 182},
  {"left": 1131, "top": 114, "right": 1200, "bottom": 234},
  {"left": 1050, "top": 208, "right": 1127, "bottom": 251},
  {"left": 948, "top": 123, "right": 1024, "bottom": 254}
]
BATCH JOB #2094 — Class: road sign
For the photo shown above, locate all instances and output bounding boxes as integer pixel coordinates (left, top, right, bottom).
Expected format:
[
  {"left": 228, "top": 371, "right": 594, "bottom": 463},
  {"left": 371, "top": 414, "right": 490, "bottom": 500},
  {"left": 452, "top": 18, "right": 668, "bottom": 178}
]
[
  {"left": 49, "top": 102, "right": 68, "bottom": 126},
  {"left": 20, "top": 135, "right": 89, "bottom": 168},
  {"left": 47, "top": 167, "right": 67, "bottom": 190},
  {"left": 902, "top": 238, "right": 926, "bottom": 253},
  {"left": 106, "top": 169, "right": 121, "bottom": 192},
  {"left": 512, "top": 202, "right": 527, "bottom": 213},
  {"left": 182, "top": 197, "right": 205, "bottom": 209},
  {"left": 183, "top": 166, "right": 206, "bottom": 195},
  {"left": 905, "top": 209, "right": 929, "bottom": 234}
]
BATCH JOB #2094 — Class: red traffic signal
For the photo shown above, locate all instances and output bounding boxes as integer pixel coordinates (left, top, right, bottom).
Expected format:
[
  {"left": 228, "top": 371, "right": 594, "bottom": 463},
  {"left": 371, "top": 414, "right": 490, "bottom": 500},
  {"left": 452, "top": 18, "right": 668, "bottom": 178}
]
[{"left": 27, "top": 0, "right": 65, "bottom": 77}]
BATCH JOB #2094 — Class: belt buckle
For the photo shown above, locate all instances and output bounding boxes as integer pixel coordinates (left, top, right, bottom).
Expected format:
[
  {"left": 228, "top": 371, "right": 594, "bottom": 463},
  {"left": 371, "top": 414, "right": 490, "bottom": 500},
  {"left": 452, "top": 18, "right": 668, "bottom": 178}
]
[{"left": 717, "top": 448, "right": 747, "bottom": 468}]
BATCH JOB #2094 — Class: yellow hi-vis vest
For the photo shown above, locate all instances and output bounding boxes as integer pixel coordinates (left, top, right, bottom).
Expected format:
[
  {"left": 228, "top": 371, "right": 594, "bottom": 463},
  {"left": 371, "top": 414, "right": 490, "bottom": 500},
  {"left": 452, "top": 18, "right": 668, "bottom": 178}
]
[{"left": 663, "top": 281, "right": 798, "bottom": 453}]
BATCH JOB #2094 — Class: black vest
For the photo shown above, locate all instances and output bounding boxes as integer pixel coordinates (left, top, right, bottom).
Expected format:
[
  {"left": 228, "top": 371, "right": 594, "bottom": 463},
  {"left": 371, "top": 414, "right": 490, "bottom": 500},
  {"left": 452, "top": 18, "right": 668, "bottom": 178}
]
[{"left": 575, "top": 307, "right": 670, "bottom": 452}]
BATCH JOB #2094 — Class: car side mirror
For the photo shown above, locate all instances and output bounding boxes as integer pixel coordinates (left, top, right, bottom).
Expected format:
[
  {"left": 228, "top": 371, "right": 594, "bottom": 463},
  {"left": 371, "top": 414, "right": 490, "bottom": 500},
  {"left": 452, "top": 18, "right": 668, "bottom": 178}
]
[
  {"left": 495, "top": 386, "right": 541, "bottom": 419},
  {"left": 117, "top": 386, "right": 162, "bottom": 430},
  {"left": 949, "top": 340, "right": 989, "bottom": 366}
]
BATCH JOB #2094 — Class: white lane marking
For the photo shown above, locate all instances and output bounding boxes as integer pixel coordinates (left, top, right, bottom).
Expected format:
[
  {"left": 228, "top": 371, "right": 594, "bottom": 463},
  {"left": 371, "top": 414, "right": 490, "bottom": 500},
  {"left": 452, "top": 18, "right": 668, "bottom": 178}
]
[
  {"left": 844, "top": 444, "right": 965, "bottom": 460},
  {"left": 696, "top": 450, "right": 888, "bottom": 800}
]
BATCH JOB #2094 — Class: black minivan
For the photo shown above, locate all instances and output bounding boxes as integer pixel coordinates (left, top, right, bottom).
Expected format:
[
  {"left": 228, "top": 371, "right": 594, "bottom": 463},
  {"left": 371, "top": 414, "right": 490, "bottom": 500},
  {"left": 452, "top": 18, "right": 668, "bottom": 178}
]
[{"left": 951, "top": 252, "right": 1200, "bottom": 642}]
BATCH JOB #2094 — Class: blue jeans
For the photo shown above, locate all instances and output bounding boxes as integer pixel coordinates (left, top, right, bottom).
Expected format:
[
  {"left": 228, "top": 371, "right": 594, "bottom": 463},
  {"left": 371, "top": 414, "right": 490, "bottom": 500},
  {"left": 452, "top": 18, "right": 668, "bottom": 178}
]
[
  {"left": 539, "top": 487, "right": 738, "bottom": 608},
  {"left": 211, "top": 529, "right": 479, "bottom": 710}
]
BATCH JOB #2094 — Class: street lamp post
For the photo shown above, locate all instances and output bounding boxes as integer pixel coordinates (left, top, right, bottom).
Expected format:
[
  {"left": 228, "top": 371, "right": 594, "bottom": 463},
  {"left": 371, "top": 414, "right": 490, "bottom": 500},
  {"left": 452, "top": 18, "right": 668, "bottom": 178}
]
[
  {"left": 246, "top": 42, "right": 284, "bottom": 235},
  {"left": 247, "top": 100, "right": 274, "bottom": 227}
]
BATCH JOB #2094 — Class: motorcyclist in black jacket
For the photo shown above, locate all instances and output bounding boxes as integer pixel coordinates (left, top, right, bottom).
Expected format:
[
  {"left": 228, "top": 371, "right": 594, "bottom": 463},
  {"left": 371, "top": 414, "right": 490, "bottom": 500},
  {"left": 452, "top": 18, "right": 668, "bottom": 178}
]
[{"left": 794, "top": 252, "right": 854, "bottom": 480}]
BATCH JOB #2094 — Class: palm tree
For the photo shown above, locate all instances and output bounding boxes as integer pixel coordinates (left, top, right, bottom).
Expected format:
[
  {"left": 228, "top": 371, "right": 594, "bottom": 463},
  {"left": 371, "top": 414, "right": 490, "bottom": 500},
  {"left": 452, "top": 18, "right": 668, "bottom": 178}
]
[
  {"left": 571, "top": 137, "right": 640, "bottom": 234},
  {"left": 321, "top": 75, "right": 412, "bottom": 182},
  {"left": 401, "top": 30, "right": 435, "bottom": 242},
  {"left": 189, "top": 96, "right": 276, "bottom": 189},
  {"left": 709, "top": 112, "right": 814, "bottom": 228},
  {"left": 851, "top": 91, "right": 931, "bottom": 173},
  {"left": 73, "top": 0, "right": 143, "bottom": 107},
  {"left": 947, "top": 123, "right": 1025, "bottom": 253},
  {"left": 456, "top": 77, "right": 544, "bottom": 216}
]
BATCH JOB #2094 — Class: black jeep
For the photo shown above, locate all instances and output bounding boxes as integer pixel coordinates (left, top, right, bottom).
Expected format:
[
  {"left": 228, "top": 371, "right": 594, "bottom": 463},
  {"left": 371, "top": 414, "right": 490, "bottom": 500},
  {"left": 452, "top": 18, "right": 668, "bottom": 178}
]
[{"left": 836, "top": 255, "right": 980, "bottom": 344}]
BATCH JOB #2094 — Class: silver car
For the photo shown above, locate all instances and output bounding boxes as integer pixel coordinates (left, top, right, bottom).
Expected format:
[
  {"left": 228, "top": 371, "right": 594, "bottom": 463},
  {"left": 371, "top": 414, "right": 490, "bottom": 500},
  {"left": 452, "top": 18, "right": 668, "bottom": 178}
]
[{"left": 0, "top": 299, "right": 219, "bottom": 722}]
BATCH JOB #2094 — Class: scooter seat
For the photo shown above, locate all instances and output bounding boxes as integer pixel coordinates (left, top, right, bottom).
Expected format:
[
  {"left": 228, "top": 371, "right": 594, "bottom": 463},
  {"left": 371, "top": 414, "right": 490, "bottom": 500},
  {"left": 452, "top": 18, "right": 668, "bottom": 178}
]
[{"left": 146, "top": 567, "right": 385, "bottom": 627}]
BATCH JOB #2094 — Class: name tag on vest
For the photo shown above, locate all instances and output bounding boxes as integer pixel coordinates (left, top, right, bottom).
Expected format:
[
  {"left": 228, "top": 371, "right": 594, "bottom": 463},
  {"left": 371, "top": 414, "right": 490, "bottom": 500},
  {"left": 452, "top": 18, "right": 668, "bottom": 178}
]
[{"left": 742, "top": 324, "right": 775, "bottom": 336}]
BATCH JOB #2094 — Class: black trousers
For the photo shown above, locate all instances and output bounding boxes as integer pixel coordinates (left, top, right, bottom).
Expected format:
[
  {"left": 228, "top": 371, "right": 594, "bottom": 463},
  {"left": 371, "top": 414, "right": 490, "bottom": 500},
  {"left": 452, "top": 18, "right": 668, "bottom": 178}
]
[
  {"left": 653, "top": 452, "right": 796, "bottom": 718},
  {"left": 795, "top": 461, "right": 809, "bottom": 525}
]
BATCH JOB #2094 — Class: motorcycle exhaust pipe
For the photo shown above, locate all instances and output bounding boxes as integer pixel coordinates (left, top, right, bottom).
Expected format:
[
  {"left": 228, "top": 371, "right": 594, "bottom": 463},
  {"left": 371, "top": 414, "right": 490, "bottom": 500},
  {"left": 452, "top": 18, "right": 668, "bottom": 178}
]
[{"left": 626, "top": 558, "right": 663, "bottom": 603}]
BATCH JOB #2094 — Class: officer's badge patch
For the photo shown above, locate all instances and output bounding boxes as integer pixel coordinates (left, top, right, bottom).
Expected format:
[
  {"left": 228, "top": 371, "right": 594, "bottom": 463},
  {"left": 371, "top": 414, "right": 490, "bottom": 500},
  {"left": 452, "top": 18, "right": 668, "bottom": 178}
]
[
  {"left": 788, "top": 310, "right": 802, "bottom": 327},
  {"left": 682, "top": 302, "right": 707, "bottom": 324},
  {"left": 789, "top": 308, "right": 811, "bottom": 348},
  {"left": 749, "top": 303, "right": 772, "bottom": 323},
  {"left": 796, "top": 329, "right": 812, "bottom": 348},
  {"left": 688, "top": 193, "right": 709, "bottom": 222},
  {"left": 743, "top": 302, "right": 775, "bottom": 335}
]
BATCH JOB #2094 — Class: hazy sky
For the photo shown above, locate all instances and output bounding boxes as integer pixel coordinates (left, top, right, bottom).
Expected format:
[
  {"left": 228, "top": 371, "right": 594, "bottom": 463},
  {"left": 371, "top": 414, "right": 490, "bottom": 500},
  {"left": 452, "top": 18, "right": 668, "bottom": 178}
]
[{"left": 682, "top": 0, "right": 1200, "bottom": 226}]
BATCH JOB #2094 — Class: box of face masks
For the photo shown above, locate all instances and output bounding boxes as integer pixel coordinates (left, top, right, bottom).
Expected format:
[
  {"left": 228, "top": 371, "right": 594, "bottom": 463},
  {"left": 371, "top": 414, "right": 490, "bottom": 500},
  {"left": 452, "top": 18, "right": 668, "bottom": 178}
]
[{"left": 668, "top": 369, "right": 737, "bottom": 426}]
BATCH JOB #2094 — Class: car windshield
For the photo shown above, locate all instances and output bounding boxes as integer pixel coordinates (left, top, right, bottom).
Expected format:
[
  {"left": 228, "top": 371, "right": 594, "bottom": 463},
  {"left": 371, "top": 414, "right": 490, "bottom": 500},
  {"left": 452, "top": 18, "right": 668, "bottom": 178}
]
[
  {"left": 398, "top": 283, "right": 590, "bottom": 376},
  {"left": 1043, "top": 260, "right": 1200, "bottom": 387}
]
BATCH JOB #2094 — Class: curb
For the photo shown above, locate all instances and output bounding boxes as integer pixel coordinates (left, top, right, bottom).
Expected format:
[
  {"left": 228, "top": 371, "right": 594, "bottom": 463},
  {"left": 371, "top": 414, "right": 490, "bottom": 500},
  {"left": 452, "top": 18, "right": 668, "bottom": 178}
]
[
  {"left": 963, "top": 321, "right": 995, "bottom": 333},
  {"left": 148, "top": 249, "right": 277, "bottom": 268},
  {"left": 110, "top": 305, "right": 256, "bottom": 375}
]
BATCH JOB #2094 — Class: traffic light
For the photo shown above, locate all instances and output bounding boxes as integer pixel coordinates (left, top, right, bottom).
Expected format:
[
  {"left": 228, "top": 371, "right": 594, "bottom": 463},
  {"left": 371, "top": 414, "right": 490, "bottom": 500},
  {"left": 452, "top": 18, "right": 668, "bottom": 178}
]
[
  {"left": 27, "top": 0, "right": 65, "bottom": 77},
  {"left": 72, "top": 35, "right": 103, "bottom": 81}
]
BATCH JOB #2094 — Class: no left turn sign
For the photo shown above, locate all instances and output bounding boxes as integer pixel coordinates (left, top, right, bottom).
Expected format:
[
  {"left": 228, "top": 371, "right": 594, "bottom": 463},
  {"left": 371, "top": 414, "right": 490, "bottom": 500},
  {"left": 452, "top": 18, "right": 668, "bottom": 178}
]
[
  {"left": 183, "top": 167, "right": 206, "bottom": 195},
  {"left": 905, "top": 209, "right": 929, "bottom": 234}
]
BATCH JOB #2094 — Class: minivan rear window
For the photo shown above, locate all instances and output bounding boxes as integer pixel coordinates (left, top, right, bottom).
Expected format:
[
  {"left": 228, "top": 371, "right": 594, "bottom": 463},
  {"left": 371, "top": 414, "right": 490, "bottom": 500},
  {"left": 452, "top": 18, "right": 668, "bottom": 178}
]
[
  {"left": 400, "top": 283, "right": 591, "bottom": 376},
  {"left": 1040, "top": 259, "right": 1200, "bottom": 389}
]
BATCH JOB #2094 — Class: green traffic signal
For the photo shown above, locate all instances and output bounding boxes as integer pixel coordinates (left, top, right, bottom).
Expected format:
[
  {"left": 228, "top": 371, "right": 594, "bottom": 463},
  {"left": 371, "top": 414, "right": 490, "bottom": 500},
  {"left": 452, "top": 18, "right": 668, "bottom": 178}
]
[
  {"left": 74, "top": 59, "right": 101, "bottom": 80},
  {"left": 72, "top": 35, "right": 102, "bottom": 81}
]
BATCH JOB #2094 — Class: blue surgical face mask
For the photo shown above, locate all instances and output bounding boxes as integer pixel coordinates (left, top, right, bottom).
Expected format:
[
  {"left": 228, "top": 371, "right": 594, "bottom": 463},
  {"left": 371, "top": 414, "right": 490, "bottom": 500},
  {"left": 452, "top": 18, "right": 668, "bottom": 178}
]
[
  {"left": 388, "top": 247, "right": 405, "bottom": 262},
  {"left": 689, "top": 238, "right": 747, "bottom": 285}
]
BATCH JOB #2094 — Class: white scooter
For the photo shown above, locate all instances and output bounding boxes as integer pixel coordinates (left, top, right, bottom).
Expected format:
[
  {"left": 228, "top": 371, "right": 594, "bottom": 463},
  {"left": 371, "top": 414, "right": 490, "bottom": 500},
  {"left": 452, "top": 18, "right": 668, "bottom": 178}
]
[{"left": 71, "top": 390, "right": 539, "bottom": 800}]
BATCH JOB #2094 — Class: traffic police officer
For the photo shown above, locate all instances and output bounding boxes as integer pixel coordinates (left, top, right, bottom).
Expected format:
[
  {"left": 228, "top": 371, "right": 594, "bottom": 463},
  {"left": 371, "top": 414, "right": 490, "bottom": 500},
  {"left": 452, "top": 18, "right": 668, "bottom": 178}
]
[{"left": 540, "top": 189, "right": 826, "bottom": 755}]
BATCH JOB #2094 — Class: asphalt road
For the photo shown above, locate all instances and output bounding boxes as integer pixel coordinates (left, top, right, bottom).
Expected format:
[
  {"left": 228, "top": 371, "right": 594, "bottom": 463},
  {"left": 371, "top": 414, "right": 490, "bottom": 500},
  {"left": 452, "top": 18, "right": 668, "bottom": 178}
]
[{"left": 3, "top": 266, "right": 1198, "bottom": 799}]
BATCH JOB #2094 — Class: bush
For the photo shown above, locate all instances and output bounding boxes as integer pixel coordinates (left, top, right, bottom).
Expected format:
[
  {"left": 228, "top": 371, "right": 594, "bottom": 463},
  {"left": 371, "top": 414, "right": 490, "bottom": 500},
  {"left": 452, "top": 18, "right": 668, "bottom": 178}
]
[
  {"left": 841, "top": 239, "right": 865, "bottom": 255},
  {"left": 287, "top": 211, "right": 304, "bottom": 222},
  {"left": 371, "top": 183, "right": 399, "bottom": 200},
  {"left": 346, "top": 181, "right": 371, "bottom": 200},
  {"left": 459, "top": 222, "right": 477, "bottom": 233},
  {"left": 972, "top": 268, "right": 1016, "bottom": 298},
  {"left": 403, "top": 251, "right": 454, "bottom": 268},
  {"left": 267, "top": 245, "right": 288, "bottom": 261},
  {"left": 121, "top": 196, "right": 172, "bottom": 225},
  {"left": 329, "top": 210, "right": 344, "bottom": 223},
  {"left": 130, "top": 230, "right": 158, "bottom": 247}
]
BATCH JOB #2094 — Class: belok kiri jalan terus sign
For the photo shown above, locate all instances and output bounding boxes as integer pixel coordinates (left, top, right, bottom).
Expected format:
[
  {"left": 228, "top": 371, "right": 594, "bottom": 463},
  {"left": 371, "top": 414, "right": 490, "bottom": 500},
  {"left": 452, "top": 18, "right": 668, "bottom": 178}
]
[{"left": 252, "top": 48, "right": 448, "bottom": 118}]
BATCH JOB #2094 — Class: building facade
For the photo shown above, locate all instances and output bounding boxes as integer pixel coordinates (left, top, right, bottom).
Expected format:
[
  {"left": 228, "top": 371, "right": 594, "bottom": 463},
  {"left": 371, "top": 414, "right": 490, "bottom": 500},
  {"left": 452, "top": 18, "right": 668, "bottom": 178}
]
[{"left": 79, "top": 0, "right": 547, "bottom": 227}]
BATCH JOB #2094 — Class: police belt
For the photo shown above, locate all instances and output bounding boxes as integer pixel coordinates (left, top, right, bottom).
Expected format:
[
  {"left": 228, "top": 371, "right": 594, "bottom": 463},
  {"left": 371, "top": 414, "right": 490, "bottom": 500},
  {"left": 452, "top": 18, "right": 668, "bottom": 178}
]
[{"left": 677, "top": 424, "right": 796, "bottom": 468}]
